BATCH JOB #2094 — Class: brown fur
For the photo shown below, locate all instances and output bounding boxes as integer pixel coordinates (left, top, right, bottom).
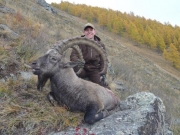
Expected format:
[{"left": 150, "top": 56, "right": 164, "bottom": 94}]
[{"left": 31, "top": 37, "right": 120, "bottom": 124}]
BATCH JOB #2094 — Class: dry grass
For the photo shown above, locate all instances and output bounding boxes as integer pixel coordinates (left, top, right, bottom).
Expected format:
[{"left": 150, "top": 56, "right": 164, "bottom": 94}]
[
  {"left": 107, "top": 54, "right": 180, "bottom": 134},
  {"left": 98, "top": 29, "right": 180, "bottom": 134},
  {"left": 0, "top": 0, "right": 180, "bottom": 134},
  {"left": 0, "top": 1, "right": 84, "bottom": 134},
  {"left": 0, "top": 78, "right": 83, "bottom": 135}
]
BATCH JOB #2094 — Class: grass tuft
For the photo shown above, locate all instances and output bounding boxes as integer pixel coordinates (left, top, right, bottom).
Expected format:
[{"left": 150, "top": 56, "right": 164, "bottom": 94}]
[{"left": 0, "top": 78, "right": 83, "bottom": 135}]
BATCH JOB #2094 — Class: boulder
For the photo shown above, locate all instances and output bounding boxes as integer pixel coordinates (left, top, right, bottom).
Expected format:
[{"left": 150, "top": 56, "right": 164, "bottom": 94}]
[
  {"left": 0, "top": 5, "right": 16, "bottom": 14},
  {"left": 20, "top": 71, "right": 34, "bottom": 80},
  {"left": 0, "top": 24, "right": 19, "bottom": 40},
  {"left": 52, "top": 92, "right": 173, "bottom": 135},
  {"left": 36, "top": 0, "right": 57, "bottom": 14}
]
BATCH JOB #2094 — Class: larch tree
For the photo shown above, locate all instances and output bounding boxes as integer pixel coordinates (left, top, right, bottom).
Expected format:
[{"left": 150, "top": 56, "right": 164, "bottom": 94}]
[
  {"left": 149, "top": 34, "right": 157, "bottom": 49},
  {"left": 156, "top": 35, "right": 166, "bottom": 52},
  {"left": 112, "top": 16, "right": 123, "bottom": 35},
  {"left": 163, "top": 43, "right": 180, "bottom": 69},
  {"left": 142, "top": 31, "right": 149, "bottom": 45},
  {"left": 98, "top": 12, "right": 107, "bottom": 29}
]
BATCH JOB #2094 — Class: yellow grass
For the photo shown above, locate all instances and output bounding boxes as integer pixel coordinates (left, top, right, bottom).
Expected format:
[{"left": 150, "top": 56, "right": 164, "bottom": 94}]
[{"left": 0, "top": 0, "right": 180, "bottom": 134}]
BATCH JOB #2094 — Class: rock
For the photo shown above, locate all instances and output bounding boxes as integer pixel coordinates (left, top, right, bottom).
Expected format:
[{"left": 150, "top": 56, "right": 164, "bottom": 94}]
[
  {"left": 36, "top": 0, "right": 57, "bottom": 14},
  {"left": 115, "top": 80, "right": 124, "bottom": 85},
  {"left": 108, "top": 63, "right": 115, "bottom": 75},
  {"left": 20, "top": 71, "right": 34, "bottom": 80},
  {"left": 0, "top": 24, "right": 19, "bottom": 40},
  {"left": 174, "top": 118, "right": 180, "bottom": 125},
  {"left": 10, "top": 73, "right": 17, "bottom": 80},
  {"left": 0, "top": 60, "right": 20, "bottom": 79},
  {"left": 144, "top": 68, "right": 151, "bottom": 75},
  {"left": 52, "top": 92, "right": 173, "bottom": 135},
  {"left": 0, "top": 78, "right": 5, "bottom": 82},
  {"left": 0, "top": 5, "right": 16, "bottom": 14},
  {"left": 114, "top": 85, "right": 126, "bottom": 91},
  {"left": 113, "top": 80, "right": 126, "bottom": 91}
]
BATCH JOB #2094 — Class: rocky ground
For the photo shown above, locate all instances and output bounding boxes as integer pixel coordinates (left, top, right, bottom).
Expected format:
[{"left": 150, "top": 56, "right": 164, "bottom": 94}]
[{"left": 52, "top": 92, "right": 173, "bottom": 135}]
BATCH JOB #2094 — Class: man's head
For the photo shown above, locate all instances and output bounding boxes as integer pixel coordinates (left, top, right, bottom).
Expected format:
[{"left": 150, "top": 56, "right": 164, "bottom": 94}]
[{"left": 83, "top": 23, "right": 96, "bottom": 39}]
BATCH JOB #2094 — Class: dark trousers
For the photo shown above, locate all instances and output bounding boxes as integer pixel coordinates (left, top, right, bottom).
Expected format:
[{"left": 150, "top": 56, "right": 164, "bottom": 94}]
[{"left": 78, "top": 69, "right": 110, "bottom": 89}]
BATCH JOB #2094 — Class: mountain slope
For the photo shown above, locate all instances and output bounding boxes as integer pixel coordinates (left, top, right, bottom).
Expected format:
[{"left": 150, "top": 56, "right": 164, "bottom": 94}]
[{"left": 0, "top": 0, "right": 180, "bottom": 134}]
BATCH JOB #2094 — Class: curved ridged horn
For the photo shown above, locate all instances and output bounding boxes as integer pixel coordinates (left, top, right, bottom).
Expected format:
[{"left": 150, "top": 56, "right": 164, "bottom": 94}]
[
  {"left": 53, "top": 37, "right": 108, "bottom": 75},
  {"left": 71, "top": 46, "right": 84, "bottom": 75}
]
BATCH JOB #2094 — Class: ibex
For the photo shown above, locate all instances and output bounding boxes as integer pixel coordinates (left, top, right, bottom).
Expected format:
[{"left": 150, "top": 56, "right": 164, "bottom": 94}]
[{"left": 31, "top": 37, "right": 120, "bottom": 124}]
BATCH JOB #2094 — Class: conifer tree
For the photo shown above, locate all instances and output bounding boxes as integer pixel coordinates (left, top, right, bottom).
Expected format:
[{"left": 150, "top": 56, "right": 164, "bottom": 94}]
[
  {"left": 149, "top": 34, "right": 157, "bottom": 49},
  {"left": 163, "top": 43, "right": 180, "bottom": 69},
  {"left": 156, "top": 35, "right": 166, "bottom": 52},
  {"left": 98, "top": 12, "right": 107, "bottom": 29},
  {"left": 143, "top": 31, "right": 149, "bottom": 44}
]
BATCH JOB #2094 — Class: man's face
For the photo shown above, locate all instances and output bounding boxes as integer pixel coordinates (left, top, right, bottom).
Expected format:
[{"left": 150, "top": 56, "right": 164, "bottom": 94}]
[{"left": 84, "top": 27, "right": 96, "bottom": 39}]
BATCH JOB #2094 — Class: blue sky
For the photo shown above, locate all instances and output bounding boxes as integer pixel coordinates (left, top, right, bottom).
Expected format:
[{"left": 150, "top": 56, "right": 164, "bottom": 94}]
[{"left": 46, "top": 0, "right": 180, "bottom": 27}]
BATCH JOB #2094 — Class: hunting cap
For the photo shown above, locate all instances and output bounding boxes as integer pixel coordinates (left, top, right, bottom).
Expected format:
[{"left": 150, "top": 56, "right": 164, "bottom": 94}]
[{"left": 84, "top": 23, "right": 95, "bottom": 30}]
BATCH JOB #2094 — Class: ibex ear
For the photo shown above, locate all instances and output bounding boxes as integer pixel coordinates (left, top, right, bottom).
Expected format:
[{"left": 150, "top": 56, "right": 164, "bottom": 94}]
[{"left": 61, "top": 61, "right": 78, "bottom": 68}]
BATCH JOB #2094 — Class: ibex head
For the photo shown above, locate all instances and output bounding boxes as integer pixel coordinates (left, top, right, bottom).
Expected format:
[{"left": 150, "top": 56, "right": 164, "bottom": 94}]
[{"left": 31, "top": 37, "right": 108, "bottom": 90}]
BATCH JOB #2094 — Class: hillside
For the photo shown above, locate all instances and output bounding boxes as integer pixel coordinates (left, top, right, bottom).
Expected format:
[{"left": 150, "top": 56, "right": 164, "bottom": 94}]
[
  {"left": 0, "top": 0, "right": 180, "bottom": 134},
  {"left": 52, "top": 1, "right": 180, "bottom": 71}
]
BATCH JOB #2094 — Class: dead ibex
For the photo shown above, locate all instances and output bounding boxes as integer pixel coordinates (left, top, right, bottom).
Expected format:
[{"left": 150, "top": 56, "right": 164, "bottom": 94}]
[{"left": 31, "top": 37, "right": 120, "bottom": 124}]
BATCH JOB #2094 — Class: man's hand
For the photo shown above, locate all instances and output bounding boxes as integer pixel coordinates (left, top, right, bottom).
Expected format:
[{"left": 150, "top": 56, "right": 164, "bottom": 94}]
[
  {"left": 100, "top": 74, "right": 108, "bottom": 86},
  {"left": 76, "top": 59, "right": 85, "bottom": 68}
]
